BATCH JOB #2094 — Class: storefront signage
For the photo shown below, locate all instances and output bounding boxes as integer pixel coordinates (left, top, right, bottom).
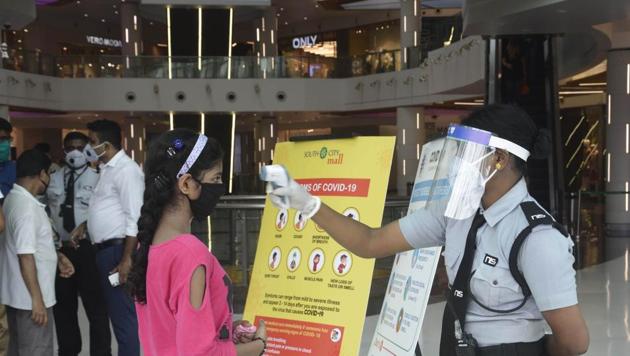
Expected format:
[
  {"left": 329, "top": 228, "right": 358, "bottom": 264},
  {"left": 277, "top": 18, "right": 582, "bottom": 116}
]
[
  {"left": 86, "top": 36, "right": 122, "bottom": 48},
  {"left": 292, "top": 35, "right": 319, "bottom": 49}
]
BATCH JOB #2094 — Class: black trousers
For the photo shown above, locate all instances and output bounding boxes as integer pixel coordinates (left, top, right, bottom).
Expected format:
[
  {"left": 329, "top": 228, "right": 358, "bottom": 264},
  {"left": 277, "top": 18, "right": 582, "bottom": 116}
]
[
  {"left": 53, "top": 240, "right": 112, "bottom": 356},
  {"left": 440, "top": 305, "right": 548, "bottom": 356}
]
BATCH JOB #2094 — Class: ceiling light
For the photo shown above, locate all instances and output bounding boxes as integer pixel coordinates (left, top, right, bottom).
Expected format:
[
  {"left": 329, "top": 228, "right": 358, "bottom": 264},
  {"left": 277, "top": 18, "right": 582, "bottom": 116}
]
[
  {"left": 63, "top": 47, "right": 68, "bottom": 51},
  {"left": 113, "top": 4, "right": 117, "bottom": 8},
  {"left": 559, "top": 90, "right": 605, "bottom": 95},
  {"left": 84, "top": 13, "right": 88, "bottom": 17},
  {"left": 17, "top": 39, "right": 22, "bottom": 43},
  {"left": 454, "top": 102, "right": 484, "bottom": 106},
  {"left": 101, "top": 18, "right": 106, "bottom": 23},
  {"left": 76, "top": 0, "right": 80, "bottom": 4},
  {"left": 304, "top": 17, "right": 308, "bottom": 20},
  {"left": 277, "top": 13, "right": 280, "bottom": 17},
  {"left": 114, "top": 10, "right": 118, "bottom": 14},
  {"left": 100, "top": 49, "right": 105, "bottom": 53},
  {"left": 284, "top": 21, "right": 288, "bottom": 25},
  {"left": 578, "top": 82, "right": 606, "bottom": 87},
  {"left": 23, "top": 29, "right": 28, "bottom": 33},
  {"left": 280, "top": 7, "right": 284, "bottom": 11},
  {"left": 150, "top": 22, "right": 154, "bottom": 25}
]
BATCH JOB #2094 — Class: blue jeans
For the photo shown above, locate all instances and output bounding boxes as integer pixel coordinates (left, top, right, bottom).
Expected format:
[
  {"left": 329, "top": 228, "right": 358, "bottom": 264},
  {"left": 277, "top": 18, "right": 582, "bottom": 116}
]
[{"left": 95, "top": 243, "right": 139, "bottom": 356}]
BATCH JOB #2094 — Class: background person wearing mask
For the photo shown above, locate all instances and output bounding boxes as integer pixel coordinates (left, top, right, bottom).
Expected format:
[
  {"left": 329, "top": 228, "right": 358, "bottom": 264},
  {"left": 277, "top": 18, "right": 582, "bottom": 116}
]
[
  {"left": 0, "top": 117, "right": 16, "bottom": 198},
  {"left": 0, "top": 117, "right": 11, "bottom": 356},
  {"left": 0, "top": 149, "right": 74, "bottom": 356},
  {"left": 268, "top": 105, "right": 589, "bottom": 356},
  {"left": 84, "top": 119, "right": 143, "bottom": 356},
  {"left": 47, "top": 132, "right": 111, "bottom": 356}
]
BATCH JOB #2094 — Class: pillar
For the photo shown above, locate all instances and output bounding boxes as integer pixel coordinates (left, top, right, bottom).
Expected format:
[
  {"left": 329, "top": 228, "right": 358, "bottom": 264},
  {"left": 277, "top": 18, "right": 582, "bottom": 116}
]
[
  {"left": 167, "top": 5, "right": 235, "bottom": 191},
  {"left": 121, "top": 116, "right": 146, "bottom": 166},
  {"left": 255, "top": 7, "right": 278, "bottom": 58},
  {"left": 120, "top": 0, "right": 142, "bottom": 58},
  {"left": 396, "top": 107, "right": 425, "bottom": 196},
  {"left": 254, "top": 7, "right": 278, "bottom": 78},
  {"left": 605, "top": 50, "right": 630, "bottom": 235},
  {"left": 400, "top": 0, "right": 422, "bottom": 69},
  {"left": 254, "top": 116, "right": 278, "bottom": 169}
]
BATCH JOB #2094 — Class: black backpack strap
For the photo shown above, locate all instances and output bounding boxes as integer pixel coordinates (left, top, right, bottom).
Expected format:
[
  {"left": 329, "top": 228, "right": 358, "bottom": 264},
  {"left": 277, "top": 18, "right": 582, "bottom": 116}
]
[{"left": 508, "top": 201, "right": 569, "bottom": 298}]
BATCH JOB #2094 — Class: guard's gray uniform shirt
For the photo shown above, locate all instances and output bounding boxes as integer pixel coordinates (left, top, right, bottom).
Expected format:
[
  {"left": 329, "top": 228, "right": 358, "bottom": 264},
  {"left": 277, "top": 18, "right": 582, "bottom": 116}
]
[
  {"left": 399, "top": 178, "right": 577, "bottom": 347},
  {"left": 46, "top": 165, "right": 99, "bottom": 241}
]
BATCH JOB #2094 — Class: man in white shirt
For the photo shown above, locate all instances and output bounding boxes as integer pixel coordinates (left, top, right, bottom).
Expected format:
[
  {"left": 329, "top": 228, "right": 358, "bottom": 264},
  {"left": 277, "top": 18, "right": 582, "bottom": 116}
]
[
  {"left": 0, "top": 149, "right": 74, "bottom": 356},
  {"left": 47, "top": 132, "right": 111, "bottom": 356},
  {"left": 84, "top": 119, "right": 143, "bottom": 356}
]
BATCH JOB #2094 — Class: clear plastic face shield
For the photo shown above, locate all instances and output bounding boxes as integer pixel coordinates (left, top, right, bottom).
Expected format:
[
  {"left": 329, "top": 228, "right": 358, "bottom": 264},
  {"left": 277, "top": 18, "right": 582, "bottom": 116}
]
[{"left": 425, "top": 124, "right": 531, "bottom": 220}]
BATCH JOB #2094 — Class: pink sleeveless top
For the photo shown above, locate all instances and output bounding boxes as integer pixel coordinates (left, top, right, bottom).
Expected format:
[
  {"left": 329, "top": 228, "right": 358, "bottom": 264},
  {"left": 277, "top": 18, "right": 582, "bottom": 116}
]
[{"left": 136, "top": 234, "right": 236, "bottom": 356}]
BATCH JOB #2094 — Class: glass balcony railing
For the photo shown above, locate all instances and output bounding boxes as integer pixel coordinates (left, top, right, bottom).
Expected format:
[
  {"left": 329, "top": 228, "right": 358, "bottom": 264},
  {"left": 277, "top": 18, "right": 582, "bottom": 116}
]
[{"left": 1, "top": 47, "right": 427, "bottom": 79}]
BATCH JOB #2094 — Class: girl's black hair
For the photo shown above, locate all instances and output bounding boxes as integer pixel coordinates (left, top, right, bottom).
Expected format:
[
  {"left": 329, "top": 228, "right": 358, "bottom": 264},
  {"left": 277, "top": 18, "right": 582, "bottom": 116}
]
[
  {"left": 462, "top": 104, "right": 552, "bottom": 176},
  {"left": 128, "top": 129, "right": 223, "bottom": 304}
]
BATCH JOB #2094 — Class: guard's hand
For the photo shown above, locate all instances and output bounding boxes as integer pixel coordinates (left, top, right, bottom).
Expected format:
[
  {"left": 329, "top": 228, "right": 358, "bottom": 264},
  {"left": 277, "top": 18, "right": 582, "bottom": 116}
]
[
  {"left": 31, "top": 297, "right": 48, "bottom": 326},
  {"left": 111, "top": 257, "right": 132, "bottom": 285},
  {"left": 270, "top": 179, "right": 321, "bottom": 219},
  {"left": 57, "top": 252, "right": 75, "bottom": 278}
]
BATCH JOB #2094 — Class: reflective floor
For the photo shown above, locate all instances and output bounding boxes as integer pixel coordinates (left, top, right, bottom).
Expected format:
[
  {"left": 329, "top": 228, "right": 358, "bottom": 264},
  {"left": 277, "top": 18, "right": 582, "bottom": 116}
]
[{"left": 61, "top": 239, "right": 630, "bottom": 355}]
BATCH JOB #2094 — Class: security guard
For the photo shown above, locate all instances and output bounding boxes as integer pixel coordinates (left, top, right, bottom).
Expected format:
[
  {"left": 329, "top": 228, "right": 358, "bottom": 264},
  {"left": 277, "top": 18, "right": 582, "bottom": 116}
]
[
  {"left": 46, "top": 131, "right": 112, "bottom": 356},
  {"left": 267, "top": 105, "right": 589, "bottom": 356}
]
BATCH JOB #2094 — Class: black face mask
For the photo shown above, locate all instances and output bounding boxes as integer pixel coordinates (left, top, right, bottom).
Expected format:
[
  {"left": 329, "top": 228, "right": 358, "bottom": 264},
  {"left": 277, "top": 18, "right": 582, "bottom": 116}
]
[{"left": 189, "top": 182, "right": 225, "bottom": 220}]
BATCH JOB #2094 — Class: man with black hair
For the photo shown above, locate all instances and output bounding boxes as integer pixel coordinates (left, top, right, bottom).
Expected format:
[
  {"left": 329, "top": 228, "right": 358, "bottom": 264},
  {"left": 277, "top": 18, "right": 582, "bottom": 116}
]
[
  {"left": 0, "top": 117, "right": 16, "bottom": 197},
  {"left": 84, "top": 119, "right": 143, "bottom": 356},
  {"left": 47, "top": 131, "right": 111, "bottom": 356},
  {"left": 34, "top": 142, "right": 61, "bottom": 174},
  {"left": 0, "top": 149, "right": 75, "bottom": 356}
]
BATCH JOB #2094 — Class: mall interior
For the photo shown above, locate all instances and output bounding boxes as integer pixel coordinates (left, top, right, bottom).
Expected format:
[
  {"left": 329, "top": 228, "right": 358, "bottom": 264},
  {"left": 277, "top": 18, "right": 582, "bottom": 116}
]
[{"left": 0, "top": 0, "right": 629, "bottom": 355}]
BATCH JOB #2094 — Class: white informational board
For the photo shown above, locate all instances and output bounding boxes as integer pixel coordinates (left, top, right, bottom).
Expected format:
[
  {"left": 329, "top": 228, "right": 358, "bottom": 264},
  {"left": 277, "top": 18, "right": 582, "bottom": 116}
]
[{"left": 368, "top": 138, "right": 445, "bottom": 356}]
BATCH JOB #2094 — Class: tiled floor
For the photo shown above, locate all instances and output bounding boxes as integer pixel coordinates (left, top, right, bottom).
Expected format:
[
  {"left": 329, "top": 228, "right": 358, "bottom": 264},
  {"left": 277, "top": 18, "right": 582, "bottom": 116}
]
[{"left": 63, "top": 243, "right": 630, "bottom": 355}]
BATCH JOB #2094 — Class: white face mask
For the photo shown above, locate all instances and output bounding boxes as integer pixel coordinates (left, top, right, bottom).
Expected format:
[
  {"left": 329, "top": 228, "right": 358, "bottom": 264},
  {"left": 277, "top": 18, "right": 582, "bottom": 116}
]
[
  {"left": 444, "top": 152, "right": 497, "bottom": 220},
  {"left": 65, "top": 149, "right": 88, "bottom": 169},
  {"left": 83, "top": 142, "right": 107, "bottom": 163}
]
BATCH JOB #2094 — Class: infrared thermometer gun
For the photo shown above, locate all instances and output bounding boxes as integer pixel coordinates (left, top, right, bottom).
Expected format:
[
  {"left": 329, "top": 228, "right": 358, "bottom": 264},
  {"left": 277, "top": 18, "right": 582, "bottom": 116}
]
[{"left": 260, "top": 165, "right": 290, "bottom": 206}]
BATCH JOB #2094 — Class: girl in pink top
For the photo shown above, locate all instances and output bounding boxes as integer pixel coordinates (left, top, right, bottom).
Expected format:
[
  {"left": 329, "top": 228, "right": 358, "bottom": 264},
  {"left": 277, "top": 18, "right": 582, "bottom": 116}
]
[{"left": 128, "top": 129, "right": 266, "bottom": 356}]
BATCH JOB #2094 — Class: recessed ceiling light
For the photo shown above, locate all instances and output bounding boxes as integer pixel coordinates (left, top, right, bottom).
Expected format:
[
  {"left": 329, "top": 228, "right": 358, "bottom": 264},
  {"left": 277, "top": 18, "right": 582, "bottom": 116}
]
[
  {"left": 304, "top": 16, "right": 308, "bottom": 20},
  {"left": 150, "top": 22, "right": 154, "bottom": 25},
  {"left": 17, "top": 39, "right": 22, "bottom": 43},
  {"left": 76, "top": 0, "right": 80, "bottom": 4},
  {"left": 84, "top": 13, "right": 88, "bottom": 18},
  {"left": 280, "top": 7, "right": 284, "bottom": 11},
  {"left": 284, "top": 21, "right": 288, "bottom": 25},
  {"left": 114, "top": 10, "right": 118, "bottom": 14},
  {"left": 277, "top": 13, "right": 280, "bottom": 17},
  {"left": 113, "top": 4, "right": 117, "bottom": 8},
  {"left": 101, "top": 18, "right": 106, "bottom": 23},
  {"left": 23, "top": 29, "right": 28, "bottom": 33}
]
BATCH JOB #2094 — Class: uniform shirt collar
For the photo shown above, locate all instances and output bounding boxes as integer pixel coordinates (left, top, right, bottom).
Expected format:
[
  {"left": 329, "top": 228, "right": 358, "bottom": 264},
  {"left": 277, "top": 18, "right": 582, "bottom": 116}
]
[
  {"left": 11, "top": 183, "right": 46, "bottom": 208},
  {"left": 481, "top": 178, "right": 528, "bottom": 227},
  {"left": 103, "top": 150, "right": 126, "bottom": 168}
]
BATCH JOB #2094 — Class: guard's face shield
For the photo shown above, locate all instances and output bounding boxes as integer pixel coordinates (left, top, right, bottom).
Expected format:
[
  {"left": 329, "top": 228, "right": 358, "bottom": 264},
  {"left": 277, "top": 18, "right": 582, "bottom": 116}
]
[{"left": 425, "top": 124, "right": 530, "bottom": 220}]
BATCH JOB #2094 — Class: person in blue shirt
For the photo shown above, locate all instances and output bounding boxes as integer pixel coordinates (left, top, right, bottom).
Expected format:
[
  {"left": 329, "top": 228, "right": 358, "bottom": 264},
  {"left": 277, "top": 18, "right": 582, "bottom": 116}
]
[{"left": 0, "top": 117, "right": 16, "bottom": 198}]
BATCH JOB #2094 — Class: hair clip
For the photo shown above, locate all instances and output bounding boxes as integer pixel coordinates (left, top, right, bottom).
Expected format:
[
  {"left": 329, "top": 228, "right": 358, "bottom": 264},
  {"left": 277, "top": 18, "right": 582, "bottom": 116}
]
[
  {"left": 167, "top": 138, "right": 185, "bottom": 158},
  {"left": 153, "top": 173, "right": 169, "bottom": 190}
]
